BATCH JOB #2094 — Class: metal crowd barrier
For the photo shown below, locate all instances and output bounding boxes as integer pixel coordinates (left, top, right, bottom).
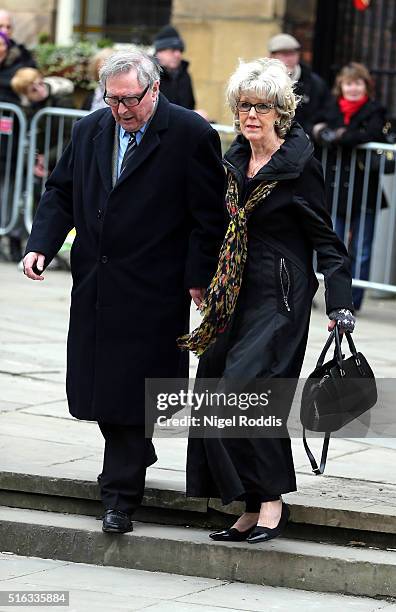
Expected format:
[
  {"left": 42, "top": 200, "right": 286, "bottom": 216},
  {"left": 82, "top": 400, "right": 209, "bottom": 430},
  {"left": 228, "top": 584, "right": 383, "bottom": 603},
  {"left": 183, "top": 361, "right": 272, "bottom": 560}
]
[
  {"left": 1, "top": 101, "right": 396, "bottom": 295},
  {"left": 24, "top": 107, "right": 88, "bottom": 232},
  {"left": 0, "top": 103, "right": 27, "bottom": 236},
  {"left": 320, "top": 141, "right": 396, "bottom": 294}
]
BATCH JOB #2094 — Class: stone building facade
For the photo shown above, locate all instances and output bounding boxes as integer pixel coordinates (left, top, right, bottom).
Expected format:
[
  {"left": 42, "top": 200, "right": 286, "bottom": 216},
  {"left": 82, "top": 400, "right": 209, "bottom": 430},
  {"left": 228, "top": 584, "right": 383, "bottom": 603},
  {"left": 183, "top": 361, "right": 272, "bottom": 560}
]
[
  {"left": 3, "top": 0, "right": 288, "bottom": 125},
  {"left": 172, "top": 0, "right": 286, "bottom": 123}
]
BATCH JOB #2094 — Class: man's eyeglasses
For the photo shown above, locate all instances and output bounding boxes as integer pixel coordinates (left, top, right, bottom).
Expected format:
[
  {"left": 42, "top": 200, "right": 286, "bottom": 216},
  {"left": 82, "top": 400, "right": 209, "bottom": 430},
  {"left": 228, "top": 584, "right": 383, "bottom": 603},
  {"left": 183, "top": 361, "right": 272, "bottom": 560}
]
[
  {"left": 236, "top": 101, "right": 275, "bottom": 114},
  {"left": 103, "top": 84, "right": 150, "bottom": 109}
]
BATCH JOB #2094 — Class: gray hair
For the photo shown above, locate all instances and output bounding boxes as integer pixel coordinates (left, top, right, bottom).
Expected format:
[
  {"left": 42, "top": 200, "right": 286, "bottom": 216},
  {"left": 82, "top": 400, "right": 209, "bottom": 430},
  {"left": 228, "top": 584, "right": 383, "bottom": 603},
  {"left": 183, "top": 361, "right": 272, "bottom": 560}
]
[
  {"left": 226, "top": 57, "right": 299, "bottom": 138},
  {"left": 99, "top": 49, "right": 160, "bottom": 89}
]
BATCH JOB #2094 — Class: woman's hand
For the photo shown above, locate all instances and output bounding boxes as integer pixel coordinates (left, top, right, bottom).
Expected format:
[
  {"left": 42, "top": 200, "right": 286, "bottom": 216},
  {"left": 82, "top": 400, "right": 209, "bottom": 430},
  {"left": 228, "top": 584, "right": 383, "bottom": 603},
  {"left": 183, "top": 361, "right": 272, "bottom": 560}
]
[
  {"left": 328, "top": 309, "right": 356, "bottom": 333},
  {"left": 189, "top": 287, "right": 206, "bottom": 310}
]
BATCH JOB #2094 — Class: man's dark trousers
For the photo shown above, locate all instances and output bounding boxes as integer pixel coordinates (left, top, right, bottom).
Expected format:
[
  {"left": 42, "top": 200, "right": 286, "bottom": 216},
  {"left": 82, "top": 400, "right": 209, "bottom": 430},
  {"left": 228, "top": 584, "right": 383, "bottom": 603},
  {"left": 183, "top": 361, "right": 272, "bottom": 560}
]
[{"left": 98, "top": 423, "right": 157, "bottom": 514}]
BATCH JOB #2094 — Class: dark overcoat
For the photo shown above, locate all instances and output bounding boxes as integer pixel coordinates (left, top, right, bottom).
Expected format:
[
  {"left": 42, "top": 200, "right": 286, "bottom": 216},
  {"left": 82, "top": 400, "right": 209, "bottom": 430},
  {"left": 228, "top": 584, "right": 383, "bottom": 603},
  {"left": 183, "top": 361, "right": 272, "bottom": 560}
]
[
  {"left": 25, "top": 94, "right": 226, "bottom": 425},
  {"left": 157, "top": 60, "right": 195, "bottom": 110},
  {"left": 319, "top": 99, "right": 386, "bottom": 217},
  {"left": 294, "top": 63, "right": 332, "bottom": 137}
]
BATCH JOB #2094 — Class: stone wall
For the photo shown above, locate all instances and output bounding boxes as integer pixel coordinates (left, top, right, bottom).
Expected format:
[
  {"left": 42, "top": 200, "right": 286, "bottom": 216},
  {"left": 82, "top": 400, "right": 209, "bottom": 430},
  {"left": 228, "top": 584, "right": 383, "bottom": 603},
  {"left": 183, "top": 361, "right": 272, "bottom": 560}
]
[{"left": 172, "top": 0, "right": 286, "bottom": 124}]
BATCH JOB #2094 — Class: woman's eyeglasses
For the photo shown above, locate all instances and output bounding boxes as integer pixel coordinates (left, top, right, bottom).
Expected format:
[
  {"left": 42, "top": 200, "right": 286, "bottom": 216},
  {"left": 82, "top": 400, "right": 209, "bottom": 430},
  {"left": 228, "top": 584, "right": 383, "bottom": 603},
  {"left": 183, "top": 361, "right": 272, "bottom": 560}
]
[
  {"left": 103, "top": 84, "right": 149, "bottom": 109},
  {"left": 236, "top": 101, "right": 275, "bottom": 114}
]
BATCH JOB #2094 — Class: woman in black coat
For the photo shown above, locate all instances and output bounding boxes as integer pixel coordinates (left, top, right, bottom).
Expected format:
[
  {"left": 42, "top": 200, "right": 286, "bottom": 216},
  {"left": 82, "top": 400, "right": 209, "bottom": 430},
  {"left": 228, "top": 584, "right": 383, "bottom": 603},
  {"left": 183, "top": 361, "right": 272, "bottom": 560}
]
[
  {"left": 312, "top": 62, "right": 386, "bottom": 311},
  {"left": 181, "top": 58, "right": 355, "bottom": 544}
]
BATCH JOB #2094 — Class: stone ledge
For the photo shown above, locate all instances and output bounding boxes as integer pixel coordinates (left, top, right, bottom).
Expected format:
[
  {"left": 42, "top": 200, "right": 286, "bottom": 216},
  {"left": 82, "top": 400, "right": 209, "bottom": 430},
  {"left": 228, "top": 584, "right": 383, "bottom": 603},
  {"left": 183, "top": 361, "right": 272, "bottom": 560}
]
[
  {"left": 0, "top": 506, "right": 395, "bottom": 599},
  {"left": 1, "top": 471, "right": 395, "bottom": 536}
]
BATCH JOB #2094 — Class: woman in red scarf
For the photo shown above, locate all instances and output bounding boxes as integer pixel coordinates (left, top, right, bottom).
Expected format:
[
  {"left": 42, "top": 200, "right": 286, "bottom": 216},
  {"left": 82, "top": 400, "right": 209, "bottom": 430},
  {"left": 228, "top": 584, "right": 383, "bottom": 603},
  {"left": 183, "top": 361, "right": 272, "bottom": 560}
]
[{"left": 313, "top": 63, "right": 386, "bottom": 311}]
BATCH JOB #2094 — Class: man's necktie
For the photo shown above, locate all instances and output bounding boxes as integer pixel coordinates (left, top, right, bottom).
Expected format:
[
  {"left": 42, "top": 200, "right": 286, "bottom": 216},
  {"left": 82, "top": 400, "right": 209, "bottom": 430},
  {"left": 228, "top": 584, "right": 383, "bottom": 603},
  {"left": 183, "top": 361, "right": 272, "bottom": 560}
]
[{"left": 120, "top": 132, "right": 137, "bottom": 174}]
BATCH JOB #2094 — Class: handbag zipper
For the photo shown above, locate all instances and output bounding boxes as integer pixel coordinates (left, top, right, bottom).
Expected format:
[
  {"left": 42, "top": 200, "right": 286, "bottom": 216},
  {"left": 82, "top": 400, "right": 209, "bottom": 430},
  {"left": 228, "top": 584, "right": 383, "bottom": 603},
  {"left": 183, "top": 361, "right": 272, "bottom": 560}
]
[{"left": 279, "top": 257, "right": 291, "bottom": 312}]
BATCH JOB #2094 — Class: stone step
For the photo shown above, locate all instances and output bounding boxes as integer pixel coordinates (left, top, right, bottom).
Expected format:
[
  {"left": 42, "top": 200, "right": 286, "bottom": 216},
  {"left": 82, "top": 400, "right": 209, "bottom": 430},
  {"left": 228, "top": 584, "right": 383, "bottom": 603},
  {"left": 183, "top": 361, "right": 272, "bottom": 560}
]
[
  {"left": 1, "top": 470, "right": 396, "bottom": 550},
  {"left": 0, "top": 506, "right": 395, "bottom": 600}
]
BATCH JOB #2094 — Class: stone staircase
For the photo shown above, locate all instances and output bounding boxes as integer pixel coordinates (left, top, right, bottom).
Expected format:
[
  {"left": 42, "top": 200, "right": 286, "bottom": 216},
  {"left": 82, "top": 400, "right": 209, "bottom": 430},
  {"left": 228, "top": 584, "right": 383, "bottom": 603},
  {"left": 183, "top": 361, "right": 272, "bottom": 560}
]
[{"left": 0, "top": 470, "right": 395, "bottom": 600}]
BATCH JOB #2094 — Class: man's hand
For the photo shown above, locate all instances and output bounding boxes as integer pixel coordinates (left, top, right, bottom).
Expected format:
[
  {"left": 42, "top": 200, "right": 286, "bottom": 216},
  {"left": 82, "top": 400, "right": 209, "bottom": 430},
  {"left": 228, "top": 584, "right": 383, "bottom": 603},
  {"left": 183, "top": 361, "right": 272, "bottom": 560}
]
[
  {"left": 23, "top": 252, "right": 46, "bottom": 281},
  {"left": 189, "top": 287, "right": 206, "bottom": 310}
]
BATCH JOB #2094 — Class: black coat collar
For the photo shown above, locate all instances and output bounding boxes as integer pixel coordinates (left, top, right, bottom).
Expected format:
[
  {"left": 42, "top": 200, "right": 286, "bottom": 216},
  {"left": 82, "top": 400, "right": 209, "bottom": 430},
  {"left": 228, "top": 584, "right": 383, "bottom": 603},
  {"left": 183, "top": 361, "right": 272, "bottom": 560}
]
[
  {"left": 223, "top": 122, "right": 313, "bottom": 184},
  {"left": 93, "top": 93, "right": 170, "bottom": 192}
]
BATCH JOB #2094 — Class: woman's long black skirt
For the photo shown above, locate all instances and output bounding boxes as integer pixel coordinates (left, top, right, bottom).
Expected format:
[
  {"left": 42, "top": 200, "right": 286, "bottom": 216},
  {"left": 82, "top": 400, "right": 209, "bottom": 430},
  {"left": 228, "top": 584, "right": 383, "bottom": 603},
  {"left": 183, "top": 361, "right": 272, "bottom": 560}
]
[{"left": 186, "top": 239, "right": 317, "bottom": 505}]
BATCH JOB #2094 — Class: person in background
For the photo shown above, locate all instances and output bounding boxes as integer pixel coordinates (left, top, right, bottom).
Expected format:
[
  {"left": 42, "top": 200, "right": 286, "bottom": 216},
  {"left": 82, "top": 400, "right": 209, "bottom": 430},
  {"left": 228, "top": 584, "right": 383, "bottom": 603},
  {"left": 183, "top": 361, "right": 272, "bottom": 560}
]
[
  {"left": 153, "top": 25, "right": 195, "bottom": 110},
  {"left": 312, "top": 62, "right": 386, "bottom": 312},
  {"left": 268, "top": 33, "right": 332, "bottom": 137},
  {"left": 11, "top": 67, "right": 74, "bottom": 112},
  {"left": 0, "top": 22, "right": 36, "bottom": 261},
  {"left": 0, "top": 9, "right": 35, "bottom": 103},
  {"left": 11, "top": 66, "right": 74, "bottom": 191},
  {"left": 82, "top": 47, "right": 115, "bottom": 112}
]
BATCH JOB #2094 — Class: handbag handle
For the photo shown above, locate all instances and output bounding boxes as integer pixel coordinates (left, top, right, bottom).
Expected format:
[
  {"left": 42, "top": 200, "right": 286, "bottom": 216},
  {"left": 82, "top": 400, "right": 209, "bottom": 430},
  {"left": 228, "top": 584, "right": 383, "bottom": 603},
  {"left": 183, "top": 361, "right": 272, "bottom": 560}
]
[
  {"left": 316, "top": 327, "right": 344, "bottom": 375},
  {"left": 303, "top": 427, "right": 330, "bottom": 475},
  {"left": 316, "top": 329, "right": 336, "bottom": 368},
  {"left": 333, "top": 326, "right": 345, "bottom": 375},
  {"left": 343, "top": 331, "right": 364, "bottom": 369},
  {"left": 336, "top": 329, "right": 365, "bottom": 375}
]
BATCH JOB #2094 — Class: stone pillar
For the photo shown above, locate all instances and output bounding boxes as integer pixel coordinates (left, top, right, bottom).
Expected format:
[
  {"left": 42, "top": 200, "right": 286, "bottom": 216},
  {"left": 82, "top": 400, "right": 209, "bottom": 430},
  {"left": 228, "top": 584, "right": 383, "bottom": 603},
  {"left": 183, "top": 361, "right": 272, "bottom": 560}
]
[
  {"left": 55, "top": 0, "right": 74, "bottom": 44},
  {"left": 172, "top": 0, "right": 286, "bottom": 124}
]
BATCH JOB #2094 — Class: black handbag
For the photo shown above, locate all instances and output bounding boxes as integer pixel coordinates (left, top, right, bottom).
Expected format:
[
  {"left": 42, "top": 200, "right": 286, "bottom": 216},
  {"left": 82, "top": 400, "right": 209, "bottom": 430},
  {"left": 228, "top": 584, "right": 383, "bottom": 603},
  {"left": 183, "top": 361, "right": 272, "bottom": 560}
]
[{"left": 300, "top": 326, "right": 377, "bottom": 474}]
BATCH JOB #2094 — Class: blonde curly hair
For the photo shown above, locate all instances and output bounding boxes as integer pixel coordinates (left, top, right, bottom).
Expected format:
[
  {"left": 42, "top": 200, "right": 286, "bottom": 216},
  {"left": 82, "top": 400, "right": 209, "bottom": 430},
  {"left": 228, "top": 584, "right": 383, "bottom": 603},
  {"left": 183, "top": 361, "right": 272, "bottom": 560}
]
[{"left": 226, "top": 57, "right": 299, "bottom": 138}]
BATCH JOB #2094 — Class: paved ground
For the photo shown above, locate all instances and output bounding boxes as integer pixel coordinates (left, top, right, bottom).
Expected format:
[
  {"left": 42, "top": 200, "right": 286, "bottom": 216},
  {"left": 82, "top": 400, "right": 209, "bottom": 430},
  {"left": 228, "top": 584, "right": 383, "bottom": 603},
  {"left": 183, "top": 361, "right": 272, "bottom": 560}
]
[
  {"left": 0, "top": 261, "right": 396, "bottom": 608},
  {"left": 0, "top": 261, "right": 395, "bottom": 501},
  {"left": 0, "top": 553, "right": 394, "bottom": 612}
]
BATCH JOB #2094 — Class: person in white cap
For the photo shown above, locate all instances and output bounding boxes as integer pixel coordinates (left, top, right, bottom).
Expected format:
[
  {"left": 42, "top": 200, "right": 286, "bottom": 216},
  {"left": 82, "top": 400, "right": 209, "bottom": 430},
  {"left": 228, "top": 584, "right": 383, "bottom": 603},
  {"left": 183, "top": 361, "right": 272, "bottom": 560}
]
[{"left": 268, "top": 33, "right": 332, "bottom": 136}]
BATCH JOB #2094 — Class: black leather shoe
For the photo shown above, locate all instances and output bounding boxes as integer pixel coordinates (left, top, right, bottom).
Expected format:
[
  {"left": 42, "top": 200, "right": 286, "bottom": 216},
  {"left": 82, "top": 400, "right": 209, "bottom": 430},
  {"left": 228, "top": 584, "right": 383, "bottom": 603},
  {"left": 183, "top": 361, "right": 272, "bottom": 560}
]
[
  {"left": 246, "top": 503, "right": 290, "bottom": 544},
  {"left": 102, "top": 509, "right": 133, "bottom": 533},
  {"left": 209, "top": 525, "right": 256, "bottom": 542}
]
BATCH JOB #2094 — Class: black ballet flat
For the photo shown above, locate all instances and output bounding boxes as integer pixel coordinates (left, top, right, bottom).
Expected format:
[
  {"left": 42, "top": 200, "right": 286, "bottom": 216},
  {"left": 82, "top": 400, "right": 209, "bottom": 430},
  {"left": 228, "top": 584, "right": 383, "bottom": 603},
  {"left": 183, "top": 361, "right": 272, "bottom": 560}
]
[
  {"left": 246, "top": 503, "right": 290, "bottom": 544},
  {"left": 209, "top": 525, "right": 256, "bottom": 542}
]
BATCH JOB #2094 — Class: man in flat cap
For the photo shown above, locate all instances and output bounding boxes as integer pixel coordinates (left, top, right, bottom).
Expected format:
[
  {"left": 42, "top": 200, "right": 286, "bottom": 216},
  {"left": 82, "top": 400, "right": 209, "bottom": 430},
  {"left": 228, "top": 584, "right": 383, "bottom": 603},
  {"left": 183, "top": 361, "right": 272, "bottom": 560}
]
[
  {"left": 153, "top": 25, "right": 195, "bottom": 110},
  {"left": 268, "top": 33, "right": 332, "bottom": 137}
]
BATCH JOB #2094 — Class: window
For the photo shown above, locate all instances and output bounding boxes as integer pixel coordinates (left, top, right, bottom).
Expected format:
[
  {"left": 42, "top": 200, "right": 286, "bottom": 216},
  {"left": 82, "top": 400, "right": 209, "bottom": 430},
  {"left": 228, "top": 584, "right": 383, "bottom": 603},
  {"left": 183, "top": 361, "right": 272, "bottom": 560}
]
[{"left": 74, "top": 0, "right": 172, "bottom": 45}]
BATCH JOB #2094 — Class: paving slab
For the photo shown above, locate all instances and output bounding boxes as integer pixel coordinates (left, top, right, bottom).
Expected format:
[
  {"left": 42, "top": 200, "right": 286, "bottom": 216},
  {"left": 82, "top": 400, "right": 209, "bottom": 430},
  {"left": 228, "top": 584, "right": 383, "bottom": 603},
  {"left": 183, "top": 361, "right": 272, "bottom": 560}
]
[
  {"left": 0, "top": 373, "right": 65, "bottom": 405},
  {"left": 1, "top": 554, "right": 392, "bottom": 612}
]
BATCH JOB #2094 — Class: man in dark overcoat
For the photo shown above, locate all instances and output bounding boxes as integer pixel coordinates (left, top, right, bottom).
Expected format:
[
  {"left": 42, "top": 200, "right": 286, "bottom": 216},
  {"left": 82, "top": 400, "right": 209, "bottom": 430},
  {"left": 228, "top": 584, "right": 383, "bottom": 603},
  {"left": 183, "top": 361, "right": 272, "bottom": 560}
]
[{"left": 23, "top": 50, "right": 226, "bottom": 534}]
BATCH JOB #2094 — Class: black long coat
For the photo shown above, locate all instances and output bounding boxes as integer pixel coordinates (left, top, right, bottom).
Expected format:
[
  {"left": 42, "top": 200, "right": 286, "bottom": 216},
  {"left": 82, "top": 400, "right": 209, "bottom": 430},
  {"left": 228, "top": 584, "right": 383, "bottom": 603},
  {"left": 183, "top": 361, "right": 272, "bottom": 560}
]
[
  {"left": 157, "top": 59, "right": 195, "bottom": 110},
  {"left": 318, "top": 99, "right": 386, "bottom": 217},
  {"left": 25, "top": 94, "right": 226, "bottom": 425},
  {"left": 187, "top": 123, "right": 354, "bottom": 504},
  {"left": 294, "top": 63, "right": 332, "bottom": 137}
]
